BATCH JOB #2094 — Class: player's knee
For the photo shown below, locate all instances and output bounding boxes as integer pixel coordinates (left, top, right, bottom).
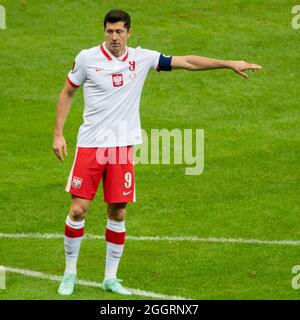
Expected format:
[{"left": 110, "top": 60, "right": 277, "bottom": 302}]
[{"left": 69, "top": 203, "right": 88, "bottom": 221}]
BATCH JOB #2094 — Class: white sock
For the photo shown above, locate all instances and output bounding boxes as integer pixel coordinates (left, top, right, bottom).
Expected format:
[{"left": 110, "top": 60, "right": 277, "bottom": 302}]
[
  {"left": 64, "top": 216, "right": 85, "bottom": 275},
  {"left": 104, "top": 219, "right": 126, "bottom": 281}
]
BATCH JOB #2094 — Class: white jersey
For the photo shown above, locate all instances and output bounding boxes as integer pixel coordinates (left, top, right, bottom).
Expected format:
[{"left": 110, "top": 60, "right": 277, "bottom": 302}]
[{"left": 67, "top": 43, "right": 162, "bottom": 147}]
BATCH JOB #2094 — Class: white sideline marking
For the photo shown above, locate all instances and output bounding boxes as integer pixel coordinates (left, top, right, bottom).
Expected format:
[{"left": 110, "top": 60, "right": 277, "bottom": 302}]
[
  {"left": 1, "top": 233, "right": 300, "bottom": 246},
  {"left": 4, "top": 266, "right": 189, "bottom": 300}
]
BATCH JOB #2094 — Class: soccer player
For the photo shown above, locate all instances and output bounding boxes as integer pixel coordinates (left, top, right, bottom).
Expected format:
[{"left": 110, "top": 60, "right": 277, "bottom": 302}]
[{"left": 52, "top": 9, "right": 262, "bottom": 296}]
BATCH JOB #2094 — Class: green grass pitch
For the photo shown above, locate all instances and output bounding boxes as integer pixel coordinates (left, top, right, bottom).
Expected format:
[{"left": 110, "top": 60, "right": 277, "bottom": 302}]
[{"left": 0, "top": 0, "right": 299, "bottom": 299}]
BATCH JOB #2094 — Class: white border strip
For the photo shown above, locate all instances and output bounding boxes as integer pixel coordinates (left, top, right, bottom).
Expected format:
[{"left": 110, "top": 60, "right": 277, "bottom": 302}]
[
  {"left": 65, "top": 147, "right": 78, "bottom": 192},
  {"left": 1, "top": 233, "right": 300, "bottom": 246},
  {"left": 4, "top": 266, "right": 189, "bottom": 300}
]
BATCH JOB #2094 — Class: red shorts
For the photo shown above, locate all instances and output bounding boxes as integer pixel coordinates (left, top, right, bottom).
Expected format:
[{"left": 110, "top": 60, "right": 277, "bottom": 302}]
[{"left": 65, "top": 146, "right": 135, "bottom": 202}]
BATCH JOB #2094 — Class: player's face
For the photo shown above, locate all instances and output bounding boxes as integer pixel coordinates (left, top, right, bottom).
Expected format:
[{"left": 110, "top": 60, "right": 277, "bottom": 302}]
[{"left": 104, "top": 22, "right": 131, "bottom": 57}]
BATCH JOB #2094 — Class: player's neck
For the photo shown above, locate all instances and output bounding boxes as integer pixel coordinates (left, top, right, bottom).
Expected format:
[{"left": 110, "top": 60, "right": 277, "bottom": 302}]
[
  {"left": 104, "top": 42, "right": 126, "bottom": 59},
  {"left": 110, "top": 47, "right": 126, "bottom": 58}
]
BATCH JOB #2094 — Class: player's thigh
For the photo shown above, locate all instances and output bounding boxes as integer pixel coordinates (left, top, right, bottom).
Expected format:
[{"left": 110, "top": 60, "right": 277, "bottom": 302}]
[
  {"left": 65, "top": 147, "right": 105, "bottom": 201},
  {"left": 103, "top": 146, "right": 135, "bottom": 204}
]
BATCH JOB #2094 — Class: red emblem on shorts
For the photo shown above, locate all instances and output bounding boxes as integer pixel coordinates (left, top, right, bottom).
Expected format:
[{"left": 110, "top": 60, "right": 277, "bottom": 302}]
[
  {"left": 112, "top": 74, "right": 123, "bottom": 87},
  {"left": 72, "top": 176, "right": 83, "bottom": 189}
]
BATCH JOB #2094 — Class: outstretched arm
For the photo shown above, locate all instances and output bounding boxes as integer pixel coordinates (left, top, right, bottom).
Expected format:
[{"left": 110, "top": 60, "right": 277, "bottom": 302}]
[{"left": 171, "top": 55, "right": 262, "bottom": 78}]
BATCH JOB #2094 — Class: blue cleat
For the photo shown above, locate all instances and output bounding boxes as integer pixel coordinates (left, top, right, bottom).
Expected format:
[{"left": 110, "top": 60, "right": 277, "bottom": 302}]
[
  {"left": 58, "top": 274, "right": 76, "bottom": 296},
  {"left": 102, "top": 278, "right": 131, "bottom": 295}
]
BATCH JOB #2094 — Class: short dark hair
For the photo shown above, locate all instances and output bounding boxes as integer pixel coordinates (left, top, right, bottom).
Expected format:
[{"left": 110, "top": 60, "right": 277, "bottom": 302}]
[{"left": 104, "top": 9, "right": 131, "bottom": 30}]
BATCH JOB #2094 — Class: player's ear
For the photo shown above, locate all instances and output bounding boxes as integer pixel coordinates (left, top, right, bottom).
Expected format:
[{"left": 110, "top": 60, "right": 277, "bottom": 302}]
[{"left": 127, "top": 27, "right": 132, "bottom": 38}]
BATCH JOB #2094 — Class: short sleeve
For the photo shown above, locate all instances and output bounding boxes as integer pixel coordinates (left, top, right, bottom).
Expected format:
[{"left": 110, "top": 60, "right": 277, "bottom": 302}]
[
  {"left": 144, "top": 49, "right": 172, "bottom": 72},
  {"left": 67, "top": 50, "right": 86, "bottom": 87},
  {"left": 147, "top": 49, "right": 161, "bottom": 71}
]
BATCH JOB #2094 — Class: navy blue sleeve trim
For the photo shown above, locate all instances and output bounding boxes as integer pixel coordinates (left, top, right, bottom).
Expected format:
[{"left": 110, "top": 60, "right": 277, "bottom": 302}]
[{"left": 157, "top": 54, "right": 172, "bottom": 72}]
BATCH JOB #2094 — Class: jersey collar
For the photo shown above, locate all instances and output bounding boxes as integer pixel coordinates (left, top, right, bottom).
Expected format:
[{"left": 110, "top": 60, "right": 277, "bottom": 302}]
[{"left": 100, "top": 42, "right": 128, "bottom": 62}]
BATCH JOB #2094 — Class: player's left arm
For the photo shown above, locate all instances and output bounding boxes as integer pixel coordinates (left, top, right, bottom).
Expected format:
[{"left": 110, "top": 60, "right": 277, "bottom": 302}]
[{"left": 171, "top": 55, "right": 262, "bottom": 78}]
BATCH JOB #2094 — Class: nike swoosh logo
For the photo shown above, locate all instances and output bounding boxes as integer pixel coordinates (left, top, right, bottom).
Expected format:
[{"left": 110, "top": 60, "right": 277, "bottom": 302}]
[
  {"left": 123, "top": 191, "right": 132, "bottom": 196},
  {"left": 95, "top": 68, "right": 102, "bottom": 72}
]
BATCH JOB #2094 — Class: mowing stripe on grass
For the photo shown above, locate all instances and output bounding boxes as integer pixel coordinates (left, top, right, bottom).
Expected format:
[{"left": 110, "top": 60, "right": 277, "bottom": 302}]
[
  {"left": 1, "top": 233, "right": 300, "bottom": 246},
  {"left": 4, "top": 266, "right": 190, "bottom": 300}
]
